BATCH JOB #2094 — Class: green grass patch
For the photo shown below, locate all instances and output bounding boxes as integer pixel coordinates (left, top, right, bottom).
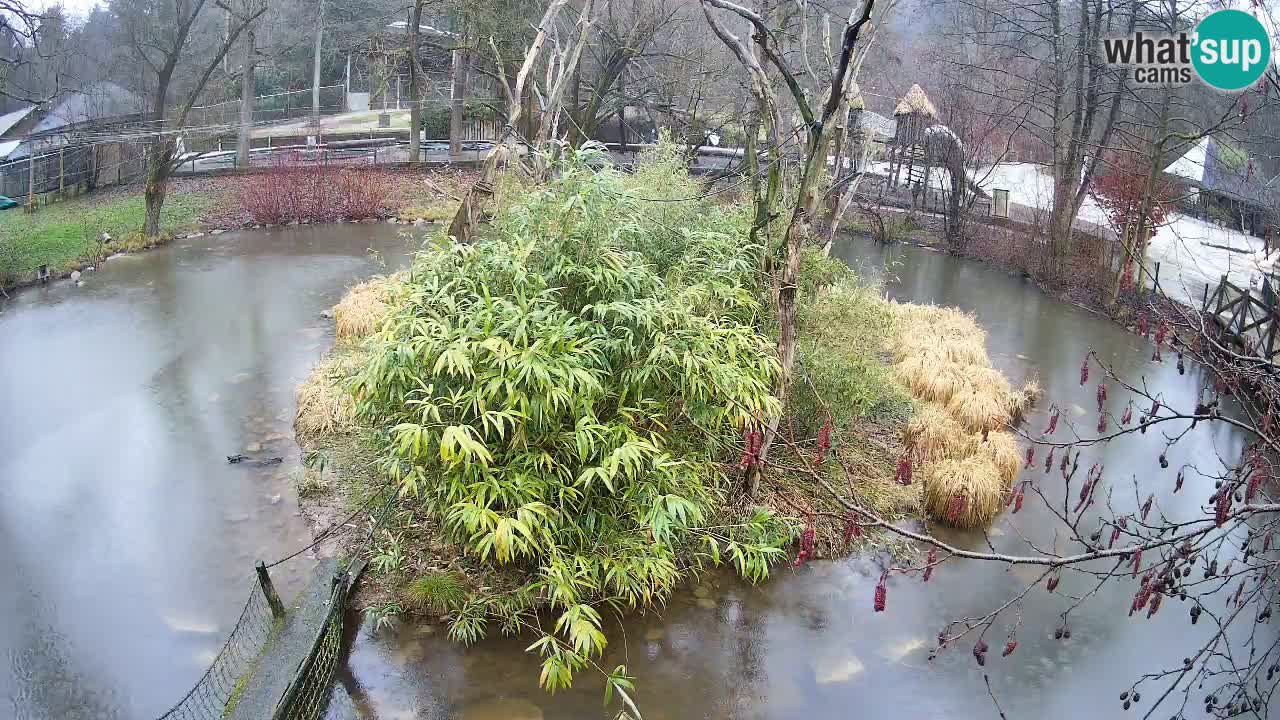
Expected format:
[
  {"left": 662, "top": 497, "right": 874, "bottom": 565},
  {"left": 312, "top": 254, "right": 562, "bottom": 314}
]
[{"left": 0, "top": 189, "right": 214, "bottom": 283}]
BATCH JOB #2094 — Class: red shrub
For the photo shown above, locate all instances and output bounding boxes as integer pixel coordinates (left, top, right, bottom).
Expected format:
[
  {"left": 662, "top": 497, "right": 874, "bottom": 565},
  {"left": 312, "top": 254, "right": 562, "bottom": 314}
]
[{"left": 238, "top": 154, "right": 393, "bottom": 225}]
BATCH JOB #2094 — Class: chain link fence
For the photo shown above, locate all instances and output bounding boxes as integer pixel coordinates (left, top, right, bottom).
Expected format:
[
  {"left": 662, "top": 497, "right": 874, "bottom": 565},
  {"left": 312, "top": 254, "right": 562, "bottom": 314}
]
[{"left": 154, "top": 580, "right": 279, "bottom": 720}]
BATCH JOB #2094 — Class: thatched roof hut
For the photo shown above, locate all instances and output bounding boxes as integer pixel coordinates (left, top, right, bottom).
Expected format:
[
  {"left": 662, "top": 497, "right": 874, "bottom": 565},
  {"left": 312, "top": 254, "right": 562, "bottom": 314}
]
[{"left": 894, "top": 84, "right": 938, "bottom": 119}]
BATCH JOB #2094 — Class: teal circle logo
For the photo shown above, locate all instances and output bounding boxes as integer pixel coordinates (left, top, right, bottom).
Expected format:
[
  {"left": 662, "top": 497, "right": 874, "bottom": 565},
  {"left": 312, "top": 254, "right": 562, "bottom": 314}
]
[{"left": 1192, "top": 9, "right": 1271, "bottom": 91}]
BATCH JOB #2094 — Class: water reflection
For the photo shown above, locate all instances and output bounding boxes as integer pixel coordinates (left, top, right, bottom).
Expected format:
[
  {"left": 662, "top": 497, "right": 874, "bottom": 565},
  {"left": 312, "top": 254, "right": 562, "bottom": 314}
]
[{"left": 0, "top": 224, "right": 416, "bottom": 718}]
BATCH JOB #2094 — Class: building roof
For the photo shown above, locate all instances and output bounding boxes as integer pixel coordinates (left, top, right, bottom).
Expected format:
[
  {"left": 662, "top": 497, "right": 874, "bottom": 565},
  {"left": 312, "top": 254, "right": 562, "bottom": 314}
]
[
  {"left": 27, "top": 82, "right": 142, "bottom": 136},
  {"left": 860, "top": 110, "right": 895, "bottom": 140},
  {"left": 0, "top": 106, "right": 34, "bottom": 137},
  {"left": 894, "top": 84, "right": 937, "bottom": 118},
  {"left": 1165, "top": 136, "right": 1273, "bottom": 207},
  {"left": 385, "top": 20, "right": 458, "bottom": 37}
]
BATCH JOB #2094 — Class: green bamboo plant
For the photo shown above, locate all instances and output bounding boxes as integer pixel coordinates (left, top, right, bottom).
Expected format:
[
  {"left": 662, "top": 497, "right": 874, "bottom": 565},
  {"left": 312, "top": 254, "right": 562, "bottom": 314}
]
[{"left": 349, "top": 144, "right": 795, "bottom": 691}]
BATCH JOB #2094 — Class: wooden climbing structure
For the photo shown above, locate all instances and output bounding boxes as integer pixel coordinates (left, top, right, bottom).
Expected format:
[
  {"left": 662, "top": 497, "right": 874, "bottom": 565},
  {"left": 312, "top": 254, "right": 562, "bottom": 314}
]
[{"left": 887, "top": 84, "right": 939, "bottom": 192}]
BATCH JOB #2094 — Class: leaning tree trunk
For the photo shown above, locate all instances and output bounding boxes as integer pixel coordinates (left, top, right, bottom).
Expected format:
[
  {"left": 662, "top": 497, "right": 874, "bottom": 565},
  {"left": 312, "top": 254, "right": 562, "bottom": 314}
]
[{"left": 143, "top": 139, "right": 172, "bottom": 238}]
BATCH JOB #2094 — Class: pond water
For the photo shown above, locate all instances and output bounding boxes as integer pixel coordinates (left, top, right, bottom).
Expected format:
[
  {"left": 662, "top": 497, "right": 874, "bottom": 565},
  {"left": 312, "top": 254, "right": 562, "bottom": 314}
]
[
  {"left": 1, "top": 227, "right": 1263, "bottom": 720},
  {"left": 338, "top": 234, "right": 1266, "bottom": 720},
  {"left": 0, "top": 223, "right": 415, "bottom": 719}
]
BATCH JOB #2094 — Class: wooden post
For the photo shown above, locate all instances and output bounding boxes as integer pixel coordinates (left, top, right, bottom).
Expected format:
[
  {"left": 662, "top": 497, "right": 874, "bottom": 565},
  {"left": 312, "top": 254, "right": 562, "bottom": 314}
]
[
  {"left": 256, "top": 561, "right": 286, "bottom": 619},
  {"left": 58, "top": 147, "right": 65, "bottom": 199},
  {"left": 1151, "top": 261, "right": 1160, "bottom": 294},
  {"left": 26, "top": 152, "right": 34, "bottom": 211},
  {"left": 1202, "top": 283, "right": 1209, "bottom": 311}
]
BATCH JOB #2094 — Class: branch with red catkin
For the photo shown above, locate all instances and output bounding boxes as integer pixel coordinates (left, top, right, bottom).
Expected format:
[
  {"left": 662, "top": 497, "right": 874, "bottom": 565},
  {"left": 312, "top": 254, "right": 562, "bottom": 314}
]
[
  {"left": 794, "top": 522, "right": 816, "bottom": 567},
  {"left": 740, "top": 425, "right": 762, "bottom": 469},
  {"left": 895, "top": 449, "right": 914, "bottom": 486},
  {"left": 815, "top": 417, "right": 832, "bottom": 465},
  {"left": 923, "top": 548, "right": 937, "bottom": 582},
  {"left": 1002, "top": 630, "right": 1018, "bottom": 657},
  {"left": 1044, "top": 406, "right": 1059, "bottom": 435},
  {"left": 973, "top": 638, "right": 989, "bottom": 666}
]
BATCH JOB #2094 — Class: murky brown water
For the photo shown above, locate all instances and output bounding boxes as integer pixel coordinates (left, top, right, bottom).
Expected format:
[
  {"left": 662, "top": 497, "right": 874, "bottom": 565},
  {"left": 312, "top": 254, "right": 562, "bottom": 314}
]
[
  {"left": 338, "top": 235, "right": 1268, "bottom": 720},
  {"left": 0, "top": 223, "right": 416, "bottom": 719}
]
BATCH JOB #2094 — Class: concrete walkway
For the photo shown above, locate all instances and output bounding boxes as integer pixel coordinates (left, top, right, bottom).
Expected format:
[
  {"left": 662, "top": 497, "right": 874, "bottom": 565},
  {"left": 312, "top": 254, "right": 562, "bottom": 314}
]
[{"left": 228, "top": 558, "right": 344, "bottom": 720}]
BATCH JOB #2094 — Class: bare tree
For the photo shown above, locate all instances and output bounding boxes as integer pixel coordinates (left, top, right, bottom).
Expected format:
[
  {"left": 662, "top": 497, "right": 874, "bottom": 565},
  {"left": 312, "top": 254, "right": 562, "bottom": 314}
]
[
  {"left": 114, "top": 0, "right": 266, "bottom": 237},
  {"left": 701, "top": 0, "right": 876, "bottom": 495}
]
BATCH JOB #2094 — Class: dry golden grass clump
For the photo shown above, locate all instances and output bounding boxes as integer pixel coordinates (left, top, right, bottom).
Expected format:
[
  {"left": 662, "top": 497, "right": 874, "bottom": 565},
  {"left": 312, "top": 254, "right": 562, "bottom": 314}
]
[
  {"left": 295, "top": 350, "right": 364, "bottom": 438},
  {"left": 922, "top": 456, "right": 1007, "bottom": 529},
  {"left": 333, "top": 274, "right": 402, "bottom": 341},
  {"left": 888, "top": 301, "right": 1035, "bottom": 529}
]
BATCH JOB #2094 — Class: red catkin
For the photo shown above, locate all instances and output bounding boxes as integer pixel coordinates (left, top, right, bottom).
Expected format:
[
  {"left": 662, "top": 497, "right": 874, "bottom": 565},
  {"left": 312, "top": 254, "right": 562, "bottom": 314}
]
[
  {"left": 946, "top": 494, "right": 967, "bottom": 524},
  {"left": 1247, "top": 469, "right": 1264, "bottom": 502},
  {"left": 874, "top": 572, "right": 887, "bottom": 612},
  {"left": 1265, "top": 531, "right": 1273, "bottom": 553},
  {"left": 1140, "top": 494, "right": 1154, "bottom": 522},
  {"left": 1044, "top": 407, "right": 1060, "bottom": 435},
  {"left": 1046, "top": 572, "right": 1060, "bottom": 592},
  {"left": 1121, "top": 404, "right": 1134, "bottom": 425},
  {"left": 1080, "top": 356, "right": 1090, "bottom": 386},
  {"left": 1137, "top": 311, "right": 1150, "bottom": 337},
  {"left": 1044, "top": 446, "right": 1054, "bottom": 474},
  {"left": 1013, "top": 484, "right": 1026, "bottom": 513},
  {"left": 1024, "top": 446, "right": 1035, "bottom": 469},
  {"left": 1131, "top": 548, "right": 1143, "bottom": 577},
  {"left": 1097, "top": 414, "right": 1108, "bottom": 433},
  {"left": 1096, "top": 384, "right": 1108, "bottom": 413},
  {"left": 1216, "top": 487, "right": 1233, "bottom": 527},
  {"left": 923, "top": 548, "right": 936, "bottom": 582},
  {"left": 895, "top": 451, "right": 914, "bottom": 486},
  {"left": 816, "top": 417, "right": 832, "bottom": 465},
  {"left": 1174, "top": 469, "right": 1185, "bottom": 493},
  {"left": 973, "top": 639, "right": 988, "bottom": 666}
]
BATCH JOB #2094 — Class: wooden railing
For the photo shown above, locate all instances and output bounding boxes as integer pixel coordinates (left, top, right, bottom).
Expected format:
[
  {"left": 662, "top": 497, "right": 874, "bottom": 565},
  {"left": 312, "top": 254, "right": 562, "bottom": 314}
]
[{"left": 1204, "top": 275, "right": 1280, "bottom": 361}]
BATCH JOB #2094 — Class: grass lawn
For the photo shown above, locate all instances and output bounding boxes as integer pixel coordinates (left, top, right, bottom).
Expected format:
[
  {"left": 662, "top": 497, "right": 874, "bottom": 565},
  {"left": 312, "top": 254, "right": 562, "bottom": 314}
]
[{"left": 0, "top": 188, "right": 215, "bottom": 284}]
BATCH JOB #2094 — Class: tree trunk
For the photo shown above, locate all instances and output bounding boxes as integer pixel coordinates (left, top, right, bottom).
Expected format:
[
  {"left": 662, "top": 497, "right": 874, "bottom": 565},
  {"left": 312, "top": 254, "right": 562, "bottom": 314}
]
[
  {"left": 448, "top": 49, "right": 470, "bottom": 156},
  {"left": 237, "top": 27, "right": 256, "bottom": 169},
  {"left": 311, "top": 0, "right": 325, "bottom": 121},
  {"left": 407, "top": 1, "right": 423, "bottom": 162},
  {"left": 143, "top": 139, "right": 171, "bottom": 237},
  {"left": 1048, "top": 175, "right": 1078, "bottom": 279}
]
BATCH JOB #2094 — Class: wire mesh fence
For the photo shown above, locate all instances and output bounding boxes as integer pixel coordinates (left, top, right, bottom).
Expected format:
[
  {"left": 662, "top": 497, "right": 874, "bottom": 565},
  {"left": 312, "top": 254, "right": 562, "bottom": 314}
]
[
  {"left": 154, "top": 580, "right": 279, "bottom": 720},
  {"left": 272, "top": 573, "right": 350, "bottom": 720},
  {"left": 187, "top": 86, "right": 349, "bottom": 130}
]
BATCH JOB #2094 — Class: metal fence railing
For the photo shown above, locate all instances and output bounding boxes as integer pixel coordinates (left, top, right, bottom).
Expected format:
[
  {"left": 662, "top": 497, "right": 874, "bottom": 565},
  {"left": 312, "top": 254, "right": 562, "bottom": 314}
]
[{"left": 154, "top": 578, "right": 280, "bottom": 720}]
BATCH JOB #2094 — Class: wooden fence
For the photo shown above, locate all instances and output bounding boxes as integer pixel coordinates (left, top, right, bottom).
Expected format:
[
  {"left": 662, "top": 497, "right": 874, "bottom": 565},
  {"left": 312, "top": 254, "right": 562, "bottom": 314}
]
[{"left": 1203, "top": 275, "right": 1280, "bottom": 362}]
